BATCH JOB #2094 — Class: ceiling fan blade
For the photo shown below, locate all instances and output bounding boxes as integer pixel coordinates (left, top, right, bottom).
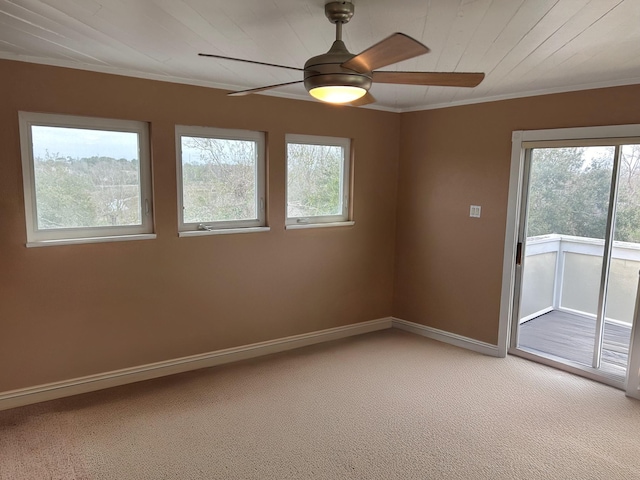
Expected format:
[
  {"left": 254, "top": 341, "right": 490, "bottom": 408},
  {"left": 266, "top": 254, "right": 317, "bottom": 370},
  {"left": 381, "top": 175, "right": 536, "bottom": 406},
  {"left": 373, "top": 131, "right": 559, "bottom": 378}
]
[
  {"left": 342, "top": 33, "right": 430, "bottom": 73},
  {"left": 349, "top": 92, "right": 376, "bottom": 107},
  {"left": 228, "top": 81, "right": 304, "bottom": 96},
  {"left": 199, "top": 53, "right": 305, "bottom": 72},
  {"left": 373, "top": 71, "right": 485, "bottom": 87}
]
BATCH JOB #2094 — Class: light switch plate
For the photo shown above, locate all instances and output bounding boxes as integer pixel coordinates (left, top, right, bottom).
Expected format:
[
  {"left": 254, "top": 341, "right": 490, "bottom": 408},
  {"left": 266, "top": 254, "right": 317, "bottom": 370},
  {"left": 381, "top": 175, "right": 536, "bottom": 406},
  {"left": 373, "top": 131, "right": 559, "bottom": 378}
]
[{"left": 470, "top": 205, "right": 481, "bottom": 218}]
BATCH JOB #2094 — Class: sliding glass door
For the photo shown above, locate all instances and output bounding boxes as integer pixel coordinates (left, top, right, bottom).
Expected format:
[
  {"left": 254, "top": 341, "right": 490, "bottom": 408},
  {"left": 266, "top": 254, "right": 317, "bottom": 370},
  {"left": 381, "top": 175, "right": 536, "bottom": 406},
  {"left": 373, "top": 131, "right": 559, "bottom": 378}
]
[{"left": 512, "top": 142, "right": 640, "bottom": 387}]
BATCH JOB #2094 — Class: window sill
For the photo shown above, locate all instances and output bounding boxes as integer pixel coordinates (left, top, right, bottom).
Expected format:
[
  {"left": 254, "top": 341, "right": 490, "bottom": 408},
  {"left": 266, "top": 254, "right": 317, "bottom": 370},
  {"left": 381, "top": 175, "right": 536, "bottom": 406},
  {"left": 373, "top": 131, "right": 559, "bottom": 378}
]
[
  {"left": 286, "top": 221, "right": 355, "bottom": 230},
  {"left": 179, "top": 227, "right": 271, "bottom": 237},
  {"left": 26, "top": 233, "right": 157, "bottom": 248}
]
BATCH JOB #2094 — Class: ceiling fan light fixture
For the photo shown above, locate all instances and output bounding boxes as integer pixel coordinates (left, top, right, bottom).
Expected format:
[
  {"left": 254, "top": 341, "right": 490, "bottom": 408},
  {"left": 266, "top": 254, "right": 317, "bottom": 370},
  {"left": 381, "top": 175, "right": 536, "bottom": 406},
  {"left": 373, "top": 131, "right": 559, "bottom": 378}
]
[{"left": 309, "top": 85, "right": 367, "bottom": 104}]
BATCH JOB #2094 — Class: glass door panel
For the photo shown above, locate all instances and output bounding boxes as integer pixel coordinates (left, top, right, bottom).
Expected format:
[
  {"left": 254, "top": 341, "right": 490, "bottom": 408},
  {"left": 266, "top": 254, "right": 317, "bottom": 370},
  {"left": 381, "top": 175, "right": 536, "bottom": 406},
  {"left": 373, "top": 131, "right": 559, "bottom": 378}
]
[
  {"left": 601, "top": 145, "right": 640, "bottom": 380},
  {"left": 516, "top": 146, "right": 616, "bottom": 373}
]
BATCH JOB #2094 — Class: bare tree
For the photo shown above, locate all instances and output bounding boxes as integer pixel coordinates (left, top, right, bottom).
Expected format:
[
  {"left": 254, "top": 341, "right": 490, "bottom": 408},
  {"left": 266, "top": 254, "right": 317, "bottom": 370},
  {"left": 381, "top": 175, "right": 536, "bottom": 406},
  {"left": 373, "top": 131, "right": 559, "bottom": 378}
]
[
  {"left": 181, "top": 137, "right": 257, "bottom": 223},
  {"left": 287, "top": 143, "right": 341, "bottom": 217}
]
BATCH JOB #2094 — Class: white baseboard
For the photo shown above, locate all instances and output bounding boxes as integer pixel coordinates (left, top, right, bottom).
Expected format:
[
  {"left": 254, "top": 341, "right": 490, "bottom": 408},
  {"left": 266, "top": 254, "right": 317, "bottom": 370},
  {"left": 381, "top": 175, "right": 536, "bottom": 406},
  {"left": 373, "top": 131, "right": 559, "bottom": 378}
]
[
  {"left": 392, "top": 317, "right": 501, "bottom": 357},
  {"left": 0, "top": 317, "right": 392, "bottom": 412},
  {"left": 0, "top": 317, "right": 503, "bottom": 411},
  {"left": 519, "top": 306, "right": 554, "bottom": 324}
]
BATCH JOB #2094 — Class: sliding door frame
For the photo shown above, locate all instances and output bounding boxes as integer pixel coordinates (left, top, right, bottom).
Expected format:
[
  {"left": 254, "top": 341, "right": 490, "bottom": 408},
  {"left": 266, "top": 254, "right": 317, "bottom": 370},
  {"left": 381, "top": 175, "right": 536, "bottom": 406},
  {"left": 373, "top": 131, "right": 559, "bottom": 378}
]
[
  {"left": 498, "top": 124, "right": 640, "bottom": 398},
  {"left": 592, "top": 145, "right": 621, "bottom": 369},
  {"left": 628, "top": 274, "right": 640, "bottom": 397}
]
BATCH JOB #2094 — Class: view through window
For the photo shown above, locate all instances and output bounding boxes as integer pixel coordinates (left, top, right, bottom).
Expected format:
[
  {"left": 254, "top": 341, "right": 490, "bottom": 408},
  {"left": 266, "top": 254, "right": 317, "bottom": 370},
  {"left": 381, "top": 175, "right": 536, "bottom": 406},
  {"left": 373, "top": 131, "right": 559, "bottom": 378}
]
[
  {"left": 19, "top": 112, "right": 152, "bottom": 244},
  {"left": 176, "top": 126, "right": 265, "bottom": 231},
  {"left": 31, "top": 126, "right": 142, "bottom": 229},
  {"left": 286, "top": 134, "right": 350, "bottom": 225}
]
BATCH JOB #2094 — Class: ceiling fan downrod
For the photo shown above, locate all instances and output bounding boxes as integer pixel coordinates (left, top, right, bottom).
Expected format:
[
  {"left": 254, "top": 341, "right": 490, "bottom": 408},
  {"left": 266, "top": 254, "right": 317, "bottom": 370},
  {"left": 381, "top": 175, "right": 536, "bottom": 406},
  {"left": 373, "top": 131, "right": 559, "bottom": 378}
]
[{"left": 325, "top": 1, "right": 353, "bottom": 43}]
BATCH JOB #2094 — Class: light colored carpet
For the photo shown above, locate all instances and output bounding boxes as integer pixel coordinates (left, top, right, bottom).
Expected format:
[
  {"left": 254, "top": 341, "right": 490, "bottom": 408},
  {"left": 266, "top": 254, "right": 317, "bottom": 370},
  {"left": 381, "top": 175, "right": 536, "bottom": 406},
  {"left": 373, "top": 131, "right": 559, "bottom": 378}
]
[{"left": 1, "top": 329, "right": 639, "bottom": 479}]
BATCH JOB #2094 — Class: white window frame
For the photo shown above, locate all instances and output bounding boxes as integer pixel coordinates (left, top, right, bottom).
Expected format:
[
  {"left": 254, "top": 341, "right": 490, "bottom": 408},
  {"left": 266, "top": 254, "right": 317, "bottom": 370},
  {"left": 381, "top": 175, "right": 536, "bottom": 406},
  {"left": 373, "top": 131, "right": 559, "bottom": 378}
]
[
  {"left": 175, "top": 125, "right": 267, "bottom": 236},
  {"left": 19, "top": 112, "right": 154, "bottom": 247},
  {"left": 285, "top": 134, "right": 353, "bottom": 229}
]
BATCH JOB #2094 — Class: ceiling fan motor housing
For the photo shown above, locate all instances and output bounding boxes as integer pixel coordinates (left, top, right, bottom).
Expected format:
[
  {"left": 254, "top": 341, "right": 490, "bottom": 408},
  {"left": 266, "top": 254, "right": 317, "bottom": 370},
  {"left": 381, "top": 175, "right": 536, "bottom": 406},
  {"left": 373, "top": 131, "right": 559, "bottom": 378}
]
[{"left": 303, "top": 40, "right": 372, "bottom": 94}]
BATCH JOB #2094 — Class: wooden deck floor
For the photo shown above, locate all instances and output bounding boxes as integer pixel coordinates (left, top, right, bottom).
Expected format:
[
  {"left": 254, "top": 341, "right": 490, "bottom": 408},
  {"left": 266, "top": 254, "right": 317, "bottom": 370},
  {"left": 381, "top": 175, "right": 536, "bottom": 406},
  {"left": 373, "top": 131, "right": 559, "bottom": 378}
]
[{"left": 518, "top": 310, "right": 631, "bottom": 379}]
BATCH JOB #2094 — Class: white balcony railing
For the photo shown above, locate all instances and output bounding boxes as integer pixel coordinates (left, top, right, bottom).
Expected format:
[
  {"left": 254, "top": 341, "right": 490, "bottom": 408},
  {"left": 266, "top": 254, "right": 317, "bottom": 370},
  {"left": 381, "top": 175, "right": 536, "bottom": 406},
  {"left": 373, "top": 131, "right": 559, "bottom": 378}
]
[{"left": 520, "top": 234, "right": 640, "bottom": 325}]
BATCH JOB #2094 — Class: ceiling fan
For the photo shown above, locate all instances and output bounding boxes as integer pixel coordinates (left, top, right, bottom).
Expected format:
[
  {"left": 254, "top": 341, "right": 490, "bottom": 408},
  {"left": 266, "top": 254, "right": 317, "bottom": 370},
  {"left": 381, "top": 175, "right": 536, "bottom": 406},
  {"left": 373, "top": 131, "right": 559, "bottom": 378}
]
[{"left": 199, "top": 1, "right": 485, "bottom": 106}]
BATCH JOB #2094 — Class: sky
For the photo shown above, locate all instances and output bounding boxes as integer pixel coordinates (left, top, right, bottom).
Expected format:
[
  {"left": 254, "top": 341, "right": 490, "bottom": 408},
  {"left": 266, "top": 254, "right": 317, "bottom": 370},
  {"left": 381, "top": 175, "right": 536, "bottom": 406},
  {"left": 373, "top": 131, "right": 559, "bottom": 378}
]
[
  {"left": 32, "top": 126, "right": 141, "bottom": 160},
  {"left": 31, "top": 126, "right": 210, "bottom": 163}
]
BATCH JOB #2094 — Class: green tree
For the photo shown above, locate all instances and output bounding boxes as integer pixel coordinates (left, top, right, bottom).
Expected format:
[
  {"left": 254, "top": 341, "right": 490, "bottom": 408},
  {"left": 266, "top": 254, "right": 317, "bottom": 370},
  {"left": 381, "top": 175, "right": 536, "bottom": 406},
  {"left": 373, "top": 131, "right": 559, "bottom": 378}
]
[
  {"left": 33, "top": 151, "right": 142, "bottom": 229},
  {"left": 570, "top": 157, "right": 613, "bottom": 239},
  {"left": 527, "top": 147, "right": 585, "bottom": 237},
  {"left": 614, "top": 145, "right": 640, "bottom": 242},
  {"left": 34, "top": 152, "right": 96, "bottom": 228},
  {"left": 526, "top": 147, "right": 614, "bottom": 239}
]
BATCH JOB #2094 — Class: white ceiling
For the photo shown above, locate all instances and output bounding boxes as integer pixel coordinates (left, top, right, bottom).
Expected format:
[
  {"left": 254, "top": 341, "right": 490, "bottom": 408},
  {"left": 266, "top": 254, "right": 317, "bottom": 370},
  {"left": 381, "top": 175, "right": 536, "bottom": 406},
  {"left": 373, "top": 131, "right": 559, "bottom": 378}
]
[{"left": 1, "top": 0, "right": 640, "bottom": 112}]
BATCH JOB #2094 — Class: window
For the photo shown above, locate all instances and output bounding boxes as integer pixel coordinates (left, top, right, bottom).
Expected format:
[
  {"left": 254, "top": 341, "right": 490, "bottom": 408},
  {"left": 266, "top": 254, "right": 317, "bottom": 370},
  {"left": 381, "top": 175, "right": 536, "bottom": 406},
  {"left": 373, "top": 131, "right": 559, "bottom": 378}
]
[
  {"left": 176, "top": 126, "right": 267, "bottom": 235},
  {"left": 286, "top": 134, "right": 352, "bottom": 228},
  {"left": 19, "top": 112, "right": 153, "bottom": 246}
]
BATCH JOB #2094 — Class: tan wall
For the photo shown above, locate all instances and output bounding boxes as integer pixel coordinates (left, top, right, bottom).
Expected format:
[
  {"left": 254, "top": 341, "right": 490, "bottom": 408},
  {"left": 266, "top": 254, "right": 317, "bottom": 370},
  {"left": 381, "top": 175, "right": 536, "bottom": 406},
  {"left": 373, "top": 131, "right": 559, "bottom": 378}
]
[
  {"left": 0, "top": 60, "right": 400, "bottom": 392},
  {"left": 4, "top": 58, "right": 640, "bottom": 393},
  {"left": 393, "top": 85, "right": 640, "bottom": 344}
]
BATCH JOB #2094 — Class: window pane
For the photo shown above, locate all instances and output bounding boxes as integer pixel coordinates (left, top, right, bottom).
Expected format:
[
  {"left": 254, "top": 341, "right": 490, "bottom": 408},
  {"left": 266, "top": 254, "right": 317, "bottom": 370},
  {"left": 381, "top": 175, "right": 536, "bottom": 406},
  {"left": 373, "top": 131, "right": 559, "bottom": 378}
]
[
  {"left": 614, "top": 145, "right": 640, "bottom": 243},
  {"left": 181, "top": 136, "right": 258, "bottom": 223},
  {"left": 527, "top": 146, "right": 615, "bottom": 238},
  {"left": 287, "top": 143, "right": 344, "bottom": 218},
  {"left": 31, "top": 126, "right": 141, "bottom": 230}
]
